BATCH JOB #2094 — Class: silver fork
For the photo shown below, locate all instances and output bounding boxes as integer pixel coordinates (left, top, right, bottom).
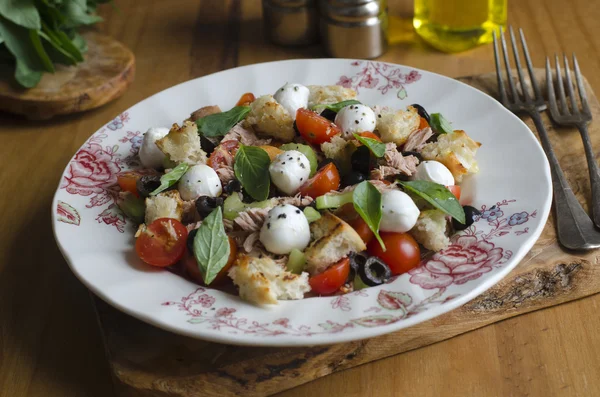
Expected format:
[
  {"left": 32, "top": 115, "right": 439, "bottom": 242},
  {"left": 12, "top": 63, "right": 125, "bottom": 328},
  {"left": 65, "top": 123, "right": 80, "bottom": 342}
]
[
  {"left": 493, "top": 26, "right": 600, "bottom": 250},
  {"left": 545, "top": 55, "right": 600, "bottom": 228}
]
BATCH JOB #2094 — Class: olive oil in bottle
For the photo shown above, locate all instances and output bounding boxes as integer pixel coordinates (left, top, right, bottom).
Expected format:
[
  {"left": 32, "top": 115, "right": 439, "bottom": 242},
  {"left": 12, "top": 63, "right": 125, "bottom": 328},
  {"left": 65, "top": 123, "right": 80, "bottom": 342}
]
[{"left": 413, "top": 0, "right": 507, "bottom": 53}]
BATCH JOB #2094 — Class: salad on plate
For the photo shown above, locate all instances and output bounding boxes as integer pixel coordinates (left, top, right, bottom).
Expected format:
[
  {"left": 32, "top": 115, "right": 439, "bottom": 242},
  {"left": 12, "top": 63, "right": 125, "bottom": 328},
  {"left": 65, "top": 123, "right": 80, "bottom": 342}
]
[{"left": 119, "top": 83, "right": 481, "bottom": 305}]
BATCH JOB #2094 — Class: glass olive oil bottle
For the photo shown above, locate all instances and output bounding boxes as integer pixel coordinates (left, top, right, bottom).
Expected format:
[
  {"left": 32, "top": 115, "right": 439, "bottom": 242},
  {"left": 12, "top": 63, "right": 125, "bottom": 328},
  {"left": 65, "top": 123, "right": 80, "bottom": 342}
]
[{"left": 414, "top": 0, "right": 507, "bottom": 53}]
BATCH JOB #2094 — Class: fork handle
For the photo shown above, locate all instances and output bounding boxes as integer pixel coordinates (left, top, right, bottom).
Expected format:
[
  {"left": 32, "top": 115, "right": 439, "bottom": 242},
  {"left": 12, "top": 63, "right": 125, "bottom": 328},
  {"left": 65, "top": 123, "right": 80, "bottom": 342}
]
[
  {"left": 530, "top": 113, "right": 600, "bottom": 249},
  {"left": 577, "top": 123, "right": 600, "bottom": 229}
]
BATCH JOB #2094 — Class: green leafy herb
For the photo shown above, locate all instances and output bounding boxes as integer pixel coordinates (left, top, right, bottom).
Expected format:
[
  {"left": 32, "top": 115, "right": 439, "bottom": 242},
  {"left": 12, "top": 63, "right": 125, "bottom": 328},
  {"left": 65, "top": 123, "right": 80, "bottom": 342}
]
[
  {"left": 311, "top": 99, "right": 361, "bottom": 113},
  {"left": 353, "top": 133, "right": 386, "bottom": 158},
  {"left": 196, "top": 106, "right": 251, "bottom": 137},
  {"left": 0, "top": 0, "right": 41, "bottom": 30},
  {"left": 150, "top": 162, "right": 189, "bottom": 196},
  {"left": 193, "top": 207, "right": 230, "bottom": 285},
  {"left": 353, "top": 181, "right": 385, "bottom": 250},
  {"left": 234, "top": 145, "right": 270, "bottom": 201},
  {"left": 399, "top": 180, "right": 465, "bottom": 224},
  {"left": 0, "top": 0, "right": 109, "bottom": 88},
  {"left": 429, "top": 113, "right": 453, "bottom": 134}
]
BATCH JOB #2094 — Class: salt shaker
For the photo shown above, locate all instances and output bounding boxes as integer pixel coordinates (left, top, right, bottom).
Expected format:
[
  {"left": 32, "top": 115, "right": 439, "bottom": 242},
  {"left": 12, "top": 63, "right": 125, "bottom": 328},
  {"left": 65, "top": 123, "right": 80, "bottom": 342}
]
[
  {"left": 262, "top": 0, "right": 320, "bottom": 46},
  {"left": 319, "top": 0, "right": 388, "bottom": 59}
]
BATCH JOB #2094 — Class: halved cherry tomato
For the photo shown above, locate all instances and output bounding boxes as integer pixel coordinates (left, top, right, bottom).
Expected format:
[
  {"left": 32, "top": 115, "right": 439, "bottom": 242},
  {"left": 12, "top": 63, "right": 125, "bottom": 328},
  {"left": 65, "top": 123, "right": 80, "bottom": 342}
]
[
  {"left": 236, "top": 92, "right": 255, "bottom": 107},
  {"left": 208, "top": 140, "right": 239, "bottom": 169},
  {"left": 117, "top": 171, "right": 142, "bottom": 197},
  {"left": 447, "top": 185, "right": 461, "bottom": 201},
  {"left": 295, "top": 108, "right": 342, "bottom": 144},
  {"left": 309, "top": 257, "right": 350, "bottom": 296},
  {"left": 367, "top": 232, "right": 421, "bottom": 275},
  {"left": 350, "top": 217, "right": 374, "bottom": 245},
  {"left": 183, "top": 236, "right": 237, "bottom": 285},
  {"left": 136, "top": 218, "right": 188, "bottom": 267},
  {"left": 419, "top": 116, "right": 429, "bottom": 130},
  {"left": 358, "top": 132, "right": 382, "bottom": 142},
  {"left": 299, "top": 162, "right": 340, "bottom": 198},
  {"left": 259, "top": 145, "right": 283, "bottom": 161}
]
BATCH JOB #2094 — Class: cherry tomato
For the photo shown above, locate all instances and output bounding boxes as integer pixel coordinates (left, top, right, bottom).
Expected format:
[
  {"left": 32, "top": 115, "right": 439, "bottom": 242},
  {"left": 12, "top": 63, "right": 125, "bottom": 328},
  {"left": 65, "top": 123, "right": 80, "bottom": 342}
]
[
  {"left": 117, "top": 171, "right": 142, "bottom": 197},
  {"left": 351, "top": 217, "right": 374, "bottom": 245},
  {"left": 299, "top": 162, "right": 340, "bottom": 199},
  {"left": 358, "top": 132, "right": 382, "bottom": 142},
  {"left": 136, "top": 218, "right": 188, "bottom": 267},
  {"left": 419, "top": 116, "right": 429, "bottom": 130},
  {"left": 259, "top": 145, "right": 283, "bottom": 161},
  {"left": 367, "top": 232, "right": 421, "bottom": 275},
  {"left": 295, "top": 108, "right": 341, "bottom": 144},
  {"left": 208, "top": 140, "right": 239, "bottom": 169},
  {"left": 236, "top": 92, "right": 255, "bottom": 107},
  {"left": 309, "top": 257, "right": 350, "bottom": 296},
  {"left": 334, "top": 202, "right": 359, "bottom": 223},
  {"left": 183, "top": 236, "right": 237, "bottom": 285},
  {"left": 447, "top": 185, "right": 461, "bottom": 201}
]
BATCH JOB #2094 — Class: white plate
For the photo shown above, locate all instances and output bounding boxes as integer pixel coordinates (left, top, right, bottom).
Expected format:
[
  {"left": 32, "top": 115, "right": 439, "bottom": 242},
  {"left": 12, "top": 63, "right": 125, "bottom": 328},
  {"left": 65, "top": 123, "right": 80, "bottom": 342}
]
[{"left": 52, "top": 59, "right": 552, "bottom": 346}]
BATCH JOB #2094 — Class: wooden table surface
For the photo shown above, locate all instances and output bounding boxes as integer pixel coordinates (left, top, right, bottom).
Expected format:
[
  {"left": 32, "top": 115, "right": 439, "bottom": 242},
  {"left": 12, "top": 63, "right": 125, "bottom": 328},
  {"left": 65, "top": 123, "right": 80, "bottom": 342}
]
[{"left": 2, "top": 0, "right": 600, "bottom": 396}]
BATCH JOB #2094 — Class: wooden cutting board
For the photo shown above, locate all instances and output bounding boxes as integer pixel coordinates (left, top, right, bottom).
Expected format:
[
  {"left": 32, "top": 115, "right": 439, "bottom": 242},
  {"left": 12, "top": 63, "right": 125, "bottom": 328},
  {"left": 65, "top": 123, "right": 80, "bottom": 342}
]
[
  {"left": 0, "top": 32, "right": 134, "bottom": 120},
  {"left": 92, "top": 69, "right": 600, "bottom": 397}
]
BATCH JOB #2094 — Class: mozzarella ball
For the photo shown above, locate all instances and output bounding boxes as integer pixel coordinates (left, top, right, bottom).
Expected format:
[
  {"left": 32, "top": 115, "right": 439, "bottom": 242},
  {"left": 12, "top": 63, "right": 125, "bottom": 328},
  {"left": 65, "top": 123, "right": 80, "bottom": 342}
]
[
  {"left": 269, "top": 150, "right": 311, "bottom": 195},
  {"left": 178, "top": 164, "right": 222, "bottom": 201},
  {"left": 273, "top": 83, "right": 309, "bottom": 120},
  {"left": 411, "top": 161, "right": 455, "bottom": 186},
  {"left": 139, "top": 127, "right": 169, "bottom": 169},
  {"left": 379, "top": 190, "right": 420, "bottom": 233},
  {"left": 260, "top": 204, "right": 311, "bottom": 254},
  {"left": 334, "top": 104, "right": 377, "bottom": 139}
]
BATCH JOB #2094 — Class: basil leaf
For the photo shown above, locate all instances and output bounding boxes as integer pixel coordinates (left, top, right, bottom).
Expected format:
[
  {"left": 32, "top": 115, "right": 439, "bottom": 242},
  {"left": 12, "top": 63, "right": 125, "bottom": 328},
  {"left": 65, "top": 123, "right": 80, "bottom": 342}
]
[
  {"left": 196, "top": 106, "right": 251, "bottom": 138},
  {"left": 29, "top": 29, "right": 54, "bottom": 72},
  {"left": 0, "top": 15, "right": 45, "bottom": 74},
  {"left": 149, "top": 163, "right": 189, "bottom": 196},
  {"left": 15, "top": 59, "right": 42, "bottom": 88},
  {"left": 62, "top": 0, "right": 103, "bottom": 28},
  {"left": 429, "top": 113, "right": 453, "bottom": 134},
  {"left": 39, "top": 30, "right": 78, "bottom": 65},
  {"left": 353, "top": 133, "right": 386, "bottom": 158},
  {"left": 399, "top": 180, "right": 465, "bottom": 224},
  {"left": 0, "top": 0, "right": 41, "bottom": 30},
  {"left": 311, "top": 99, "right": 361, "bottom": 113},
  {"left": 234, "top": 145, "right": 270, "bottom": 201},
  {"left": 353, "top": 181, "right": 385, "bottom": 250},
  {"left": 193, "top": 207, "right": 230, "bottom": 285}
]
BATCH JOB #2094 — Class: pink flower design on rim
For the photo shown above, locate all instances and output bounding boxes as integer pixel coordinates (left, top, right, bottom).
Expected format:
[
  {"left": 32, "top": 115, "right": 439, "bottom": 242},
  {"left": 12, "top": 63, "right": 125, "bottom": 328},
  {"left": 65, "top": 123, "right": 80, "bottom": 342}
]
[
  {"left": 60, "top": 143, "right": 121, "bottom": 196},
  {"left": 409, "top": 236, "right": 504, "bottom": 289}
]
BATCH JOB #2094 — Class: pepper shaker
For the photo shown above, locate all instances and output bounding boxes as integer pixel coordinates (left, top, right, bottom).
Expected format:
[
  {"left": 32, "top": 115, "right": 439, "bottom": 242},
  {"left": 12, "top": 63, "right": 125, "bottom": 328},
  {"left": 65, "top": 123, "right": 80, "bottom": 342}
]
[
  {"left": 262, "top": 0, "right": 320, "bottom": 46},
  {"left": 319, "top": 0, "right": 388, "bottom": 59}
]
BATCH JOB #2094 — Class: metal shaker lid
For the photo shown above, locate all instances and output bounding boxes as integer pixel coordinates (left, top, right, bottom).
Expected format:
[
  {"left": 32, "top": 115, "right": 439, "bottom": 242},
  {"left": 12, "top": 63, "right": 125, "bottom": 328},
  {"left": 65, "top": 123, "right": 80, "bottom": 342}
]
[
  {"left": 268, "top": 0, "right": 315, "bottom": 7},
  {"left": 320, "top": 0, "right": 385, "bottom": 23}
]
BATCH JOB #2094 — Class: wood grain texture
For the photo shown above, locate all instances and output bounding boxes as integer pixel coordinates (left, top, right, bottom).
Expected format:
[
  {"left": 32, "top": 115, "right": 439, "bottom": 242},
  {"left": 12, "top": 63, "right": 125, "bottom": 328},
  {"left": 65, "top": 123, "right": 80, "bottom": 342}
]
[
  {"left": 95, "top": 70, "right": 600, "bottom": 397},
  {"left": 1, "top": 1, "right": 600, "bottom": 397},
  {"left": 0, "top": 32, "right": 135, "bottom": 120}
]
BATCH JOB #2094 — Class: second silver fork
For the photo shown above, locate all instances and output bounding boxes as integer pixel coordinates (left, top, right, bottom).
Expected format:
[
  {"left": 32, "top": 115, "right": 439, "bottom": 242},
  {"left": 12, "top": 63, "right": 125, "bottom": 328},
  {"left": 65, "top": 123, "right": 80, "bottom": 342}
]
[{"left": 493, "top": 27, "right": 600, "bottom": 250}]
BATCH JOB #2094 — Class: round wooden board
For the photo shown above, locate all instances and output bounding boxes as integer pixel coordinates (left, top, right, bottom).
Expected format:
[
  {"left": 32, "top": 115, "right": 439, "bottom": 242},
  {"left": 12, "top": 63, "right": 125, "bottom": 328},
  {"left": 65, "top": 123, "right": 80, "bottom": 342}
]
[{"left": 0, "top": 32, "right": 135, "bottom": 120}]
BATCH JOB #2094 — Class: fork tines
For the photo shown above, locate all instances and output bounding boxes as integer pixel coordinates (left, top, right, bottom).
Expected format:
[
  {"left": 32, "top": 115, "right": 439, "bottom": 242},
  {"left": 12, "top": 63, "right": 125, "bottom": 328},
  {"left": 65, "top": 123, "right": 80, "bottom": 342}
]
[
  {"left": 493, "top": 26, "right": 545, "bottom": 111},
  {"left": 546, "top": 54, "right": 592, "bottom": 120}
]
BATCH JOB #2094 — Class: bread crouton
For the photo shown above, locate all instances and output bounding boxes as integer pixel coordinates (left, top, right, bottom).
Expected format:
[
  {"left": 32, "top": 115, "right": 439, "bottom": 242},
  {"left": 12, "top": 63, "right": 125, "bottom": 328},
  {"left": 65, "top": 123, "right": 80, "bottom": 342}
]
[
  {"left": 307, "top": 85, "right": 357, "bottom": 107},
  {"left": 420, "top": 130, "right": 481, "bottom": 182},
  {"left": 228, "top": 254, "right": 311, "bottom": 305},
  {"left": 144, "top": 190, "right": 183, "bottom": 224},
  {"left": 410, "top": 210, "right": 450, "bottom": 252},
  {"left": 320, "top": 135, "right": 356, "bottom": 174},
  {"left": 156, "top": 121, "right": 207, "bottom": 165},
  {"left": 246, "top": 95, "right": 295, "bottom": 142},
  {"left": 305, "top": 212, "right": 366, "bottom": 275},
  {"left": 376, "top": 106, "right": 421, "bottom": 146}
]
